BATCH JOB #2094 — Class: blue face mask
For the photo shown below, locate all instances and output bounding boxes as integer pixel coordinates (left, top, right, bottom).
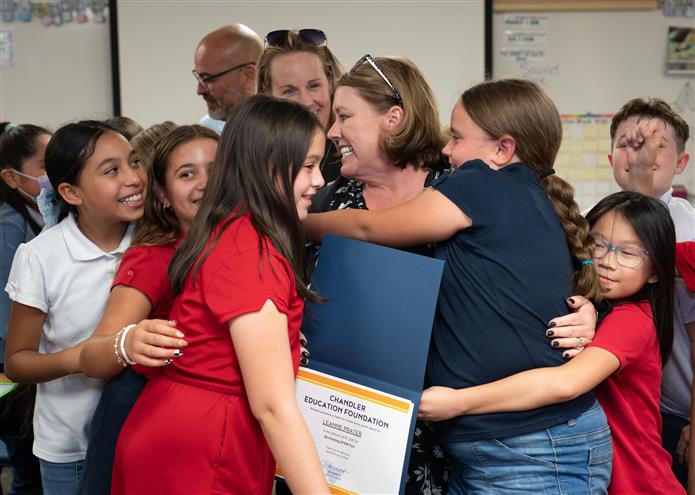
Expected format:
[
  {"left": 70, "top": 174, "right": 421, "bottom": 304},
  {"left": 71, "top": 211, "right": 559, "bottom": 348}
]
[
  {"left": 11, "top": 169, "right": 47, "bottom": 203},
  {"left": 35, "top": 175, "right": 60, "bottom": 229}
]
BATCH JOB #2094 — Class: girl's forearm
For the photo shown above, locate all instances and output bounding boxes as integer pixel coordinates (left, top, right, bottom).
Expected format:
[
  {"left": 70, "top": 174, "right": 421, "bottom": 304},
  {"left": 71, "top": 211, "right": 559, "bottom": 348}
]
[
  {"left": 258, "top": 404, "right": 329, "bottom": 494},
  {"left": 455, "top": 367, "right": 575, "bottom": 415},
  {"left": 80, "top": 334, "right": 124, "bottom": 378},
  {"left": 5, "top": 345, "right": 83, "bottom": 384}
]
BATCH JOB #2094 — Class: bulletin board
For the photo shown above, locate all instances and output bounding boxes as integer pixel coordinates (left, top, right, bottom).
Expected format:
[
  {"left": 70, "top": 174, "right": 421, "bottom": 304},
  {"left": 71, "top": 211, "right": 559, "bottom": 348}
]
[{"left": 493, "top": 8, "right": 695, "bottom": 209}]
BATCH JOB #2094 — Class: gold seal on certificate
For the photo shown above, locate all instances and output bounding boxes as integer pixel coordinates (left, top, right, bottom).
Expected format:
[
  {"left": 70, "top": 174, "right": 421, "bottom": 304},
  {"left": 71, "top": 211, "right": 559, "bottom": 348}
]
[{"left": 295, "top": 368, "right": 414, "bottom": 494}]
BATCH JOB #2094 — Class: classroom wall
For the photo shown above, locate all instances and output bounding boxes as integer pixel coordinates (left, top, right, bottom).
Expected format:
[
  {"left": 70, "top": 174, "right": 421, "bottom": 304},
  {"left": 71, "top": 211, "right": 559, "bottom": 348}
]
[
  {"left": 116, "top": 1, "right": 486, "bottom": 128},
  {"left": 0, "top": 20, "right": 112, "bottom": 129},
  {"left": 493, "top": 9, "right": 695, "bottom": 207}
]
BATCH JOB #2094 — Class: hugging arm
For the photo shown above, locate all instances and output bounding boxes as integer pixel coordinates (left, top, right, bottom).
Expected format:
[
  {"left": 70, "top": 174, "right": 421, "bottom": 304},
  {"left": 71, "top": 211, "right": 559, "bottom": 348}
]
[
  {"left": 80, "top": 286, "right": 186, "bottom": 378},
  {"left": 303, "top": 188, "right": 471, "bottom": 247},
  {"left": 418, "top": 347, "right": 619, "bottom": 422}
]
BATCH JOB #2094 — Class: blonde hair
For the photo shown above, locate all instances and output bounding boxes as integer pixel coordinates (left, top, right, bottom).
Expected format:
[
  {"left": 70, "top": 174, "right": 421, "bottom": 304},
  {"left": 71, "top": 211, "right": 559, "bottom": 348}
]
[
  {"left": 461, "top": 79, "right": 601, "bottom": 300},
  {"left": 130, "top": 121, "right": 177, "bottom": 169},
  {"left": 337, "top": 56, "right": 445, "bottom": 170},
  {"left": 256, "top": 31, "right": 344, "bottom": 129}
]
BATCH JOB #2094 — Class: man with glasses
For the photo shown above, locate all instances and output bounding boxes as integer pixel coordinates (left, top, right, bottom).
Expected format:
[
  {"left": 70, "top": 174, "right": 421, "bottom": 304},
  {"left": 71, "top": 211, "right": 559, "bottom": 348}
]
[{"left": 194, "top": 24, "right": 263, "bottom": 133}]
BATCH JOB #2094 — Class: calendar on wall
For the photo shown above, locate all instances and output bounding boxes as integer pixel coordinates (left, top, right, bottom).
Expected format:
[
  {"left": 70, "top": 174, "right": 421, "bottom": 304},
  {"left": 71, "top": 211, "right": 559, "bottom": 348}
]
[{"left": 555, "top": 114, "right": 621, "bottom": 211}]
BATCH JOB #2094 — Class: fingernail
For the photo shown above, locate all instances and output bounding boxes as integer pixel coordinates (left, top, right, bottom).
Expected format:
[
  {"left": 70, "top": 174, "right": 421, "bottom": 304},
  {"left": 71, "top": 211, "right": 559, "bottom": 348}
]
[
  {"left": 178, "top": 340, "right": 186, "bottom": 347},
  {"left": 547, "top": 321, "right": 556, "bottom": 328},
  {"left": 567, "top": 297, "right": 575, "bottom": 304},
  {"left": 170, "top": 320, "right": 177, "bottom": 325},
  {"left": 546, "top": 330, "right": 554, "bottom": 337},
  {"left": 551, "top": 341, "right": 559, "bottom": 348},
  {"left": 301, "top": 350, "right": 309, "bottom": 358},
  {"left": 300, "top": 357, "right": 308, "bottom": 366},
  {"left": 563, "top": 352, "right": 569, "bottom": 359},
  {"left": 175, "top": 331, "right": 184, "bottom": 338},
  {"left": 173, "top": 350, "right": 183, "bottom": 357},
  {"left": 164, "top": 359, "right": 173, "bottom": 365},
  {"left": 300, "top": 338, "right": 307, "bottom": 346}
]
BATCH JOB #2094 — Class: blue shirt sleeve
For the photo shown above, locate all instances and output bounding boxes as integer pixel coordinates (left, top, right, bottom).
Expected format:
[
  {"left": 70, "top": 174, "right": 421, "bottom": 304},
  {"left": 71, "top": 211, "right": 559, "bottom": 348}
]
[{"left": 0, "top": 217, "right": 28, "bottom": 366}]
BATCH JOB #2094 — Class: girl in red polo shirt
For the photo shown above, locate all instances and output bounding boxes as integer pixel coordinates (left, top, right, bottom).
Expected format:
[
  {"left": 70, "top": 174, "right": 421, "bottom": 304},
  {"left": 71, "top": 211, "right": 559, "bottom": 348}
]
[
  {"left": 419, "top": 191, "right": 683, "bottom": 495},
  {"left": 112, "top": 95, "right": 329, "bottom": 494}
]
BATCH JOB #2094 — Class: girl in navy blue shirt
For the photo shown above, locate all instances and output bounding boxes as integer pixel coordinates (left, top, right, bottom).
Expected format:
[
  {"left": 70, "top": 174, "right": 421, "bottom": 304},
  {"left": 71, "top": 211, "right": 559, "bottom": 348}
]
[{"left": 305, "top": 79, "right": 610, "bottom": 494}]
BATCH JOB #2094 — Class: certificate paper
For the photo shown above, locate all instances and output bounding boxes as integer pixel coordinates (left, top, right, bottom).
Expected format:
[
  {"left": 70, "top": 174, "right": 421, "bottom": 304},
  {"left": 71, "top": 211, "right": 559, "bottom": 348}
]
[
  {"left": 280, "top": 236, "right": 444, "bottom": 493},
  {"left": 295, "top": 368, "right": 414, "bottom": 494}
]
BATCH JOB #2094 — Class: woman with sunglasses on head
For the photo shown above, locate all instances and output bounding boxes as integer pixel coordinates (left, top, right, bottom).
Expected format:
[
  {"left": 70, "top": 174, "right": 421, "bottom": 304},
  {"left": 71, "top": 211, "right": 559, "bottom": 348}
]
[{"left": 257, "top": 28, "right": 344, "bottom": 183}]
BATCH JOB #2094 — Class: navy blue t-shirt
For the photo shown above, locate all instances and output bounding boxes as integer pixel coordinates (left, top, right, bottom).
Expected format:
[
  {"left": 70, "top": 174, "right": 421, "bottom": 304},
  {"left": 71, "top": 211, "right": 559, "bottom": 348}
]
[{"left": 430, "top": 160, "right": 594, "bottom": 441}]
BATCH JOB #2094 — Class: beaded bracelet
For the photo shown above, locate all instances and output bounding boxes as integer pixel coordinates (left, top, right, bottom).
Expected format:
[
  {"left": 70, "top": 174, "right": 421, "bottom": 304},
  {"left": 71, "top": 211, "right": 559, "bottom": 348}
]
[
  {"left": 119, "top": 324, "right": 137, "bottom": 366},
  {"left": 113, "top": 328, "right": 126, "bottom": 367}
]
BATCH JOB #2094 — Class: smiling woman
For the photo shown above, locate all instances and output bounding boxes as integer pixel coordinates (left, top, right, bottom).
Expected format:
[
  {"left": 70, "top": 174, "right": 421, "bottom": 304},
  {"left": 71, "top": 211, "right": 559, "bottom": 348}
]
[{"left": 257, "top": 29, "right": 344, "bottom": 183}]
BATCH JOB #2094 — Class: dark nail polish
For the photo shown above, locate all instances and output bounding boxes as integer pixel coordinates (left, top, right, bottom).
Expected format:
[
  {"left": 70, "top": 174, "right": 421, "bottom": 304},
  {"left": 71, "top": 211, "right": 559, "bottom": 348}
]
[
  {"left": 551, "top": 341, "right": 559, "bottom": 348},
  {"left": 563, "top": 352, "right": 569, "bottom": 359},
  {"left": 300, "top": 338, "right": 307, "bottom": 346},
  {"left": 567, "top": 297, "right": 575, "bottom": 304},
  {"left": 301, "top": 350, "right": 309, "bottom": 358},
  {"left": 164, "top": 359, "right": 173, "bottom": 365},
  {"left": 173, "top": 350, "right": 183, "bottom": 357},
  {"left": 546, "top": 330, "right": 554, "bottom": 337},
  {"left": 300, "top": 357, "right": 308, "bottom": 366},
  {"left": 547, "top": 321, "right": 557, "bottom": 328}
]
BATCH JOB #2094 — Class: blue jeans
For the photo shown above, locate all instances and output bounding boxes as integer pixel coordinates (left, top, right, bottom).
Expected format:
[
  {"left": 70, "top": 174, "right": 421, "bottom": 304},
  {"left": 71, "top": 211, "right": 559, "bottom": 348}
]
[
  {"left": 39, "top": 458, "right": 85, "bottom": 495},
  {"left": 443, "top": 401, "right": 612, "bottom": 494}
]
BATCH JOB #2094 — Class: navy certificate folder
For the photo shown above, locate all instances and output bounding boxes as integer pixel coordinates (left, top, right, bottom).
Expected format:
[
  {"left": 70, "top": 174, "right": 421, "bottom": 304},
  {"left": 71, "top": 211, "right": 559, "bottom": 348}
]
[{"left": 302, "top": 235, "right": 444, "bottom": 493}]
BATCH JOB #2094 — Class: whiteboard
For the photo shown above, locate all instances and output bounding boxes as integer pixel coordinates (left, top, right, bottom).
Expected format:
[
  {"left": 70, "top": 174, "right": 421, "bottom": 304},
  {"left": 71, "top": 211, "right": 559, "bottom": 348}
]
[
  {"left": 493, "top": 9, "right": 695, "bottom": 203},
  {"left": 0, "top": 20, "right": 112, "bottom": 130},
  {"left": 117, "top": 0, "right": 486, "bottom": 128}
]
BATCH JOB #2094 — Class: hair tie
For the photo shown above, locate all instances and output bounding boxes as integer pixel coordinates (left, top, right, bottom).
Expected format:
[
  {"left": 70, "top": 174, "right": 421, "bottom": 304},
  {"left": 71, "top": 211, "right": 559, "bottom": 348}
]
[
  {"left": 4, "top": 123, "right": 16, "bottom": 134},
  {"left": 539, "top": 169, "right": 556, "bottom": 179},
  {"left": 581, "top": 259, "right": 593, "bottom": 266}
]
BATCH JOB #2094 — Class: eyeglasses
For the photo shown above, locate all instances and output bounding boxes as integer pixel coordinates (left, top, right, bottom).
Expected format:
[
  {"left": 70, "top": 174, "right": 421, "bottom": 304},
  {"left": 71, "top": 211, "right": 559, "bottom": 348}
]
[
  {"left": 192, "top": 61, "right": 256, "bottom": 90},
  {"left": 350, "top": 54, "right": 403, "bottom": 108},
  {"left": 265, "top": 29, "right": 327, "bottom": 47},
  {"left": 591, "top": 237, "right": 650, "bottom": 268}
]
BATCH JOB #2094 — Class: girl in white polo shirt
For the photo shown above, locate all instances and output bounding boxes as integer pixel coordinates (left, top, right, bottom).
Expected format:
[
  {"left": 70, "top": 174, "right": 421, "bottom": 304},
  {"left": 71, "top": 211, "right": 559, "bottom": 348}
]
[{"left": 3, "top": 120, "right": 146, "bottom": 495}]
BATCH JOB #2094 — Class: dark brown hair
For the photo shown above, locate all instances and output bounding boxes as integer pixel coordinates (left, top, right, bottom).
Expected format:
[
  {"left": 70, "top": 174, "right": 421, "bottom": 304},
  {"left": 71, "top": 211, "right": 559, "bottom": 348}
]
[
  {"left": 131, "top": 125, "right": 218, "bottom": 247},
  {"left": 610, "top": 98, "right": 689, "bottom": 153},
  {"left": 169, "top": 95, "right": 322, "bottom": 303}
]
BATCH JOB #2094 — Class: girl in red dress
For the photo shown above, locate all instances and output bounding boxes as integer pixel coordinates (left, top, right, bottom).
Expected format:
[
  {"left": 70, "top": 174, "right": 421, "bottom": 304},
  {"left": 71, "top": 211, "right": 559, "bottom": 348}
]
[{"left": 112, "top": 95, "right": 329, "bottom": 494}]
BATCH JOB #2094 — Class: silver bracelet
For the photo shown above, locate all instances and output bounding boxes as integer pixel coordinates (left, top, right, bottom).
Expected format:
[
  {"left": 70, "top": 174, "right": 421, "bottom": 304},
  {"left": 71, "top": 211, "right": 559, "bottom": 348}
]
[{"left": 118, "top": 324, "right": 137, "bottom": 366}]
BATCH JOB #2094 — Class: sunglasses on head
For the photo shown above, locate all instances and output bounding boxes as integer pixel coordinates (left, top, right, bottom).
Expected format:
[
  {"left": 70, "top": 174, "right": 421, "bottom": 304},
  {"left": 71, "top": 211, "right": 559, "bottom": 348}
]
[
  {"left": 350, "top": 54, "right": 403, "bottom": 108},
  {"left": 265, "top": 29, "right": 327, "bottom": 47}
]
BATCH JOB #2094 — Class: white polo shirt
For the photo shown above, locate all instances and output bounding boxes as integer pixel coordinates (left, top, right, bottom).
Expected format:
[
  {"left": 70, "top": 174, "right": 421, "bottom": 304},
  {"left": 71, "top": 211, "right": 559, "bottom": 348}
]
[{"left": 5, "top": 213, "right": 134, "bottom": 463}]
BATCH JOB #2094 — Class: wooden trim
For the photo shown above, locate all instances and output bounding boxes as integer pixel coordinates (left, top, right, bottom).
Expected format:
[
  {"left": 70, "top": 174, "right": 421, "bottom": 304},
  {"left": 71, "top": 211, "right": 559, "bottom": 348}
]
[{"left": 494, "top": 0, "right": 658, "bottom": 12}]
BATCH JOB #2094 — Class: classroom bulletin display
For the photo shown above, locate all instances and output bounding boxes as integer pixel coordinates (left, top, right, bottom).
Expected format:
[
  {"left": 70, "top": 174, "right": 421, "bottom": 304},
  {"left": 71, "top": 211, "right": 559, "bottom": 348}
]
[{"left": 555, "top": 114, "right": 621, "bottom": 210}]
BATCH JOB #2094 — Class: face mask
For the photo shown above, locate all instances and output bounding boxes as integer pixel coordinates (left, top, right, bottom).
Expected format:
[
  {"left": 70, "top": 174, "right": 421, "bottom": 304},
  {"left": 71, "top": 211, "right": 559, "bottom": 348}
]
[{"left": 11, "top": 170, "right": 48, "bottom": 203}]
